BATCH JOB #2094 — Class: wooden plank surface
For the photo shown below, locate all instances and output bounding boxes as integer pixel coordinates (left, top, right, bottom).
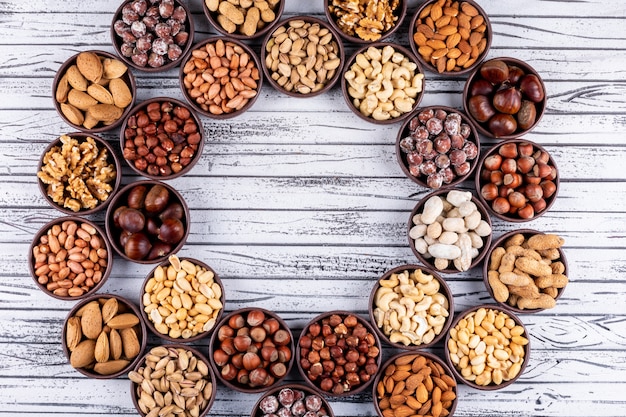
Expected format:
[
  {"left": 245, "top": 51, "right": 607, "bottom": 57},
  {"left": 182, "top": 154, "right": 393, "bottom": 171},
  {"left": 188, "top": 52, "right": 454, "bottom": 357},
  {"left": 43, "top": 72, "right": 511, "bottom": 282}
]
[{"left": 1, "top": 0, "right": 626, "bottom": 416}]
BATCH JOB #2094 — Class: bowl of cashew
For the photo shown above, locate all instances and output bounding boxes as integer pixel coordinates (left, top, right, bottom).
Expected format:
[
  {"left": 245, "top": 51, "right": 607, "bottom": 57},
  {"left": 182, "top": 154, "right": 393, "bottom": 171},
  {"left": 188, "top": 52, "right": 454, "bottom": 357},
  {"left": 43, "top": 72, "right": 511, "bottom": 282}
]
[{"left": 369, "top": 264, "right": 454, "bottom": 350}]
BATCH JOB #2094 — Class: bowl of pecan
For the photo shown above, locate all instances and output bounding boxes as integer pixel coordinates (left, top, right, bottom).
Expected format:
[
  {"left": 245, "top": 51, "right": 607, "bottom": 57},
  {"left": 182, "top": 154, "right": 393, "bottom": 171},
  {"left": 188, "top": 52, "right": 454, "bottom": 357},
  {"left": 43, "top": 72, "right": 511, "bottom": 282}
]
[
  {"left": 325, "top": 0, "right": 407, "bottom": 44},
  {"left": 120, "top": 97, "right": 204, "bottom": 180},
  {"left": 111, "top": 0, "right": 194, "bottom": 72},
  {"left": 37, "top": 133, "right": 121, "bottom": 215},
  {"left": 296, "top": 311, "right": 381, "bottom": 397},
  {"left": 409, "top": 0, "right": 492, "bottom": 75},
  {"left": 251, "top": 384, "right": 335, "bottom": 417},
  {"left": 396, "top": 106, "right": 479, "bottom": 189},
  {"left": 203, "top": 0, "right": 284, "bottom": 40}
]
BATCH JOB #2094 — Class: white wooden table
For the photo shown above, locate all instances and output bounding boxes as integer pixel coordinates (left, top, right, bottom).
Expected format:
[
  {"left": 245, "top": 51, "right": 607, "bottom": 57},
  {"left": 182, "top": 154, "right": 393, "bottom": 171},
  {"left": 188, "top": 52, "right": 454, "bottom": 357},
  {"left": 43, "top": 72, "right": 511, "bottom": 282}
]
[{"left": 1, "top": 1, "right": 625, "bottom": 416}]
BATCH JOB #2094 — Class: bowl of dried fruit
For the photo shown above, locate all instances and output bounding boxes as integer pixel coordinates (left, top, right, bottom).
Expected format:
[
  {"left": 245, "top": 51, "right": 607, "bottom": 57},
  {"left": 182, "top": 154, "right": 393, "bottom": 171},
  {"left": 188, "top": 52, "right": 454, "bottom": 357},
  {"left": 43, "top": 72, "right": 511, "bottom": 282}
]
[
  {"left": 325, "top": 0, "right": 407, "bottom": 44},
  {"left": 53, "top": 50, "right": 136, "bottom": 132},
  {"left": 111, "top": 0, "right": 194, "bottom": 72},
  {"left": 251, "top": 383, "right": 335, "bottom": 417},
  {"left": 203, "top": 0, "right": 284, "bottom": 40},
  {"left": 62, "top": 293, "right": 147, "bottom": 378}
]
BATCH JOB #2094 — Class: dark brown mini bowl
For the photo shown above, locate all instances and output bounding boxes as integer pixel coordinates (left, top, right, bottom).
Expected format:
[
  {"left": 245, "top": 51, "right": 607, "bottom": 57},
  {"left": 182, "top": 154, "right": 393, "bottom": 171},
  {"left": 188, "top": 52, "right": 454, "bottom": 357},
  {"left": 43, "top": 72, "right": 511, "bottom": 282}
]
[
  {"left": 296, "top": 310, "right": 382, "bottom": 397},
  {"left": 463, "top": 57, "right": 547, "bottom": 139},
  {"left": 203, "top": 0, "right": 284, "bottom": 40},
  {"left": 483, "top": 229, "right": 568, "bottom": 314},
  {"left": 408, "top": 188, "right": 493, "bottom": 274},
  {"left": 372, "top": 351, "right": 458, "bottom": 417},
  {"left": 120, "top": 97, "right": 204, "bottom": 180},
  {"left": 250, "top": 383, "right": 336, "bottom": 417},
  {"left": 325, "top": 0, "right": 407, "bottom": 44},
  {"left": 37, "top": 132, "right": 122, "bottom": 215},
  {"left": 475, "top": 138, "right": 559, "bottom": 222},
  {"left": 29, "top": 216, "right": 112, "bottom": 301},
  {"left": 62, "top": 293, "right": 147, "bottom": 379},
  {"left": 53, "top": 50, "right": 136, "bottom": 133},
  {"left": 209, "top": 307, "right": 295, "bottom": 393},
  {"left": 130, "top": 344, "right": 216, "bottom": 417},
  {"left": 341, "top": 42, "right": 425, "bottom": 125},
  {"left": 444, "top": 304, "right": 530, "bottom": 390},
  {"left": 396, "top": 105, "right": 480, "bottom": 189},
  {"left": 141, "top": 256, "right": 225, "bottom": 342},
  {"left": 104, "top": 180, "right": 190, "bottom": 264},
  {"left": 111, "top": 0, "right": 194, "bottom": 73},
  {"left": 179, "top": 37, "right": 263, "bottom": 119},
  {"left": 409, "top": 0, "right": 492, "bottom": 76},
  {"left": 261, "top": 16, "right": 345, "bottom": 98},
  {"left": 369, "top": 264, "right": 454, "bottom": 350}
]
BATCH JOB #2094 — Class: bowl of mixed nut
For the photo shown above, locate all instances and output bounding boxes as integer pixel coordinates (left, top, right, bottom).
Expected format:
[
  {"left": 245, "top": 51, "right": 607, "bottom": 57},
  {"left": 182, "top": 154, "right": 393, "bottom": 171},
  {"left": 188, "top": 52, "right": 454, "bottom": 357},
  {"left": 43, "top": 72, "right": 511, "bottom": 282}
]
[
  {"left": 325, "top": 0, "right": 407, "bottom": 44},
  {"left": 111, "top": 0, "right": 194, "bottom": 72},
  {"left": 37, "top": 133, "right": 121, "bottom": 215},
  {"left": 261, "top": 16, "right": 345, "bottom": 98},
  {"left": 53, "top": 50, "right": 136, "bottom": 132},
  {"left": 251, "top": 383, "right": 335, "bottom": 417},
  {"left": 203, "top": 0, "right": 284, "bottom": 40}
]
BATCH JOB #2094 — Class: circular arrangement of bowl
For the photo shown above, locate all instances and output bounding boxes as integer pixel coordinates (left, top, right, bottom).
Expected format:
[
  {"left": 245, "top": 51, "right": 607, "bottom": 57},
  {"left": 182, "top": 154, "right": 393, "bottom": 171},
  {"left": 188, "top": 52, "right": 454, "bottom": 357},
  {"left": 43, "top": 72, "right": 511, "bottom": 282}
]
[
  {"left": 179, "top": 37, "right": 263, "bottom": 119},
  {"left": 483, "top": 229, "right": 568, "bottom": 313},
  {"left": 120, "top": 97, "right": 204, "bottom": 180},
  {"left": 130, "top": 344, "right": 217, "bottom": 417},
  {"left": 372, "top": 351, "right": 458, "bottom": 417},
  {"left": 408, "top": 0, "right": 492, "bottom": 75},
  {"left": 325, "top": 0, "right": 407, "bottom": 44},
  {"left": 110, "top": 0, "right": 195, "bottom": 73},
  {"left": 260, "top": 16, "right": 345, "bottom": 98},
  {"left": 52, "top": 50, "right": 136, "bottom": 133},
  {"left": 369, "top": 264, "right": 454, "bottom": 350},
  {"left": 408, "top": 189, "right": 493, "bottom": 274},
  {"left": 37, "top": 132, "right": 122, "bottom": 215},
  {"left": 62, "top": 293, "right": 147, "bottom": 379},
  {"left": 104, "top": 180, "right": 190, "bottom": 264},
  {"left": 203, "top": 0, "right": 284, "bottom": 40},
  {"left": 341, "top": 42, "right": 425, "bottom": 125},
  {"left": 141, "top": 256, "right": 225, "bottom": 342},
  {"left": 396, "top": 105, "right": 480, "bottom": 190},
  {"left": 250, "top": 383, "right": 336, "bottom": 417},
  {"left": 209, "top": 307, "right": 295, "bottom": 393},
  {"left": 296, "top": 310, "right": 382, "bottom": 397},
  {"left": 29, "top": 216, "right": 112, "bottom": 301},
  {"left": 444, "top": 304, "right": 530, "bottom": 390},
  {"left": 463, "top": 57, "right": 547, "bottom": 139},
  {"left": 475, "top": 138, "right": 559, "bottom": 222}
]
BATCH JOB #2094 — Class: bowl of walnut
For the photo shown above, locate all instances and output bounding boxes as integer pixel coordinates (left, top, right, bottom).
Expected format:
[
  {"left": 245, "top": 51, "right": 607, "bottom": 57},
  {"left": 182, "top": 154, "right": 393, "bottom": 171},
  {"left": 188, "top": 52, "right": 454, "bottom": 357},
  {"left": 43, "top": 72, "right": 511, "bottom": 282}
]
[
  {"left": 325, "top": 0, "right": 407, "bottom": 44},
  {"left": 37, "top": 133, "right": 121, "bottom": 215}
]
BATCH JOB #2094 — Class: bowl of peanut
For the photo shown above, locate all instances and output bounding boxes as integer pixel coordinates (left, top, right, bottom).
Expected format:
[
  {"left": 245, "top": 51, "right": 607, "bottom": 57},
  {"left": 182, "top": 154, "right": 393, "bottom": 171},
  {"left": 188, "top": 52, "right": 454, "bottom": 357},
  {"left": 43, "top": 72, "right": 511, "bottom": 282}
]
[
  {"left": 203, "top": 0, "right": 284, "bottom": 40},
  {"left": 29, "top": 216, "right": 112, "bottom": 300},
  {"left": 325, "top": 0, "right": 407, "bottom": 44},
  {"left": 53, "top": 50, "right": 136, "bottom": 132},
  {"left": 141, "top": 255, "right": 225, "bottom": 342},
  {"left": 444, "top": 304, "right": 530, "bottom": 390},
  {"left": 484, "top": 229, "right": 568, "bottom": 313},
  {"left": 179, "top": 37, "right": 263, "bottom": 119},
  {"left": 37, "top": 133, "right": 121, "bottom": 215},
  {"left": 261, "top": 16, "right": 345, "bottom": 98},
  {"left": 369, "top": 265, "right": 454, "bottom": 350},
  {"left": 409, "top": 0, "right": 492, "bottom": 75},
  {"left": 341, "top": 42, "right": 425, "bottom": 124}
]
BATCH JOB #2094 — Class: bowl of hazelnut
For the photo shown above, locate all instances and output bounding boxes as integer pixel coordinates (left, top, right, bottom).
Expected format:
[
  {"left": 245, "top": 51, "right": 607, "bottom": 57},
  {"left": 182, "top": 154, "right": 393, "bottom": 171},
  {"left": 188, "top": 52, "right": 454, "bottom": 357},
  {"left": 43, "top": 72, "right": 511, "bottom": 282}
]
[
  {"left": 296, "top": 311, "right": 381, "bottom": 397},
  {"left": 203, "top": 0, "right": 284, "bottom": 40},
  {"left": 209, "top": 308, "right": 294, "bottom": 393},
  {"left": 251, "top": 384, "right": 335, "bottom": 417},
  {"left": 120, "top": 97, "right": 204, "bottom": 180},
  {"left": 463, "top": 57, "right": 547, "bottom": 139},
  {"left": 111, "top": 0, "right": 194, "bottom": 72},
  {"left": 475, "top": 139, "right": 559, "bottom": 221},
  {"left": 396, "top": 106, "right": 479, "bottom": 189},
  {"left": 325, "top": 0, "right": 407, "bottom": 44}
]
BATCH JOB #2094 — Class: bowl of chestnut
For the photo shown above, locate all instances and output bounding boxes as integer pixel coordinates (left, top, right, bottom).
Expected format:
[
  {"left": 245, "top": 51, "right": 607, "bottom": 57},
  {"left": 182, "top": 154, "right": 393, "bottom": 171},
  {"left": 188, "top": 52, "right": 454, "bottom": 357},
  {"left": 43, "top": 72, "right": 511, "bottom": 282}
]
[
  {"left": 251, "top": 383, "right": 335, "bottom": 417},
  {"left": 476, "top": 139, "right": 559, "bottom": 221},
  {"left": 105, "top": 180, "right": 190, "bottom": 263},
  {"left": 463, "top": 57, "right": 547, "bottom": 139},
  {"left": 397, "top": 106, "right": 479, "bottom": 189},
  {"left": 120, "top": 97, "right": 204, "bottom": 180},
  {"left": 297, "top": 311, "right": 381, "bottom": 397},
  {"left": 209, "top": 308, "right": 294, "bottom": 393}
]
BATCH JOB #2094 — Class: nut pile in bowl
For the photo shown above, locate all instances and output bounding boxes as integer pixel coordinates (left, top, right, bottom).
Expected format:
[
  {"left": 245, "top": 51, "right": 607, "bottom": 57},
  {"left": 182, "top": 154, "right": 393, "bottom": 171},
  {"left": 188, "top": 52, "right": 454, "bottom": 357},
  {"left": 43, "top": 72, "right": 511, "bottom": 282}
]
[
  {"left": 252, "top": 384, "right": 335, "bottom": 417},
  {"left": 326, "top": 0, "right": 406, "bottom": 43},
  {"left": 203, "top": 0, "right": 283, "bottom": 39}
]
